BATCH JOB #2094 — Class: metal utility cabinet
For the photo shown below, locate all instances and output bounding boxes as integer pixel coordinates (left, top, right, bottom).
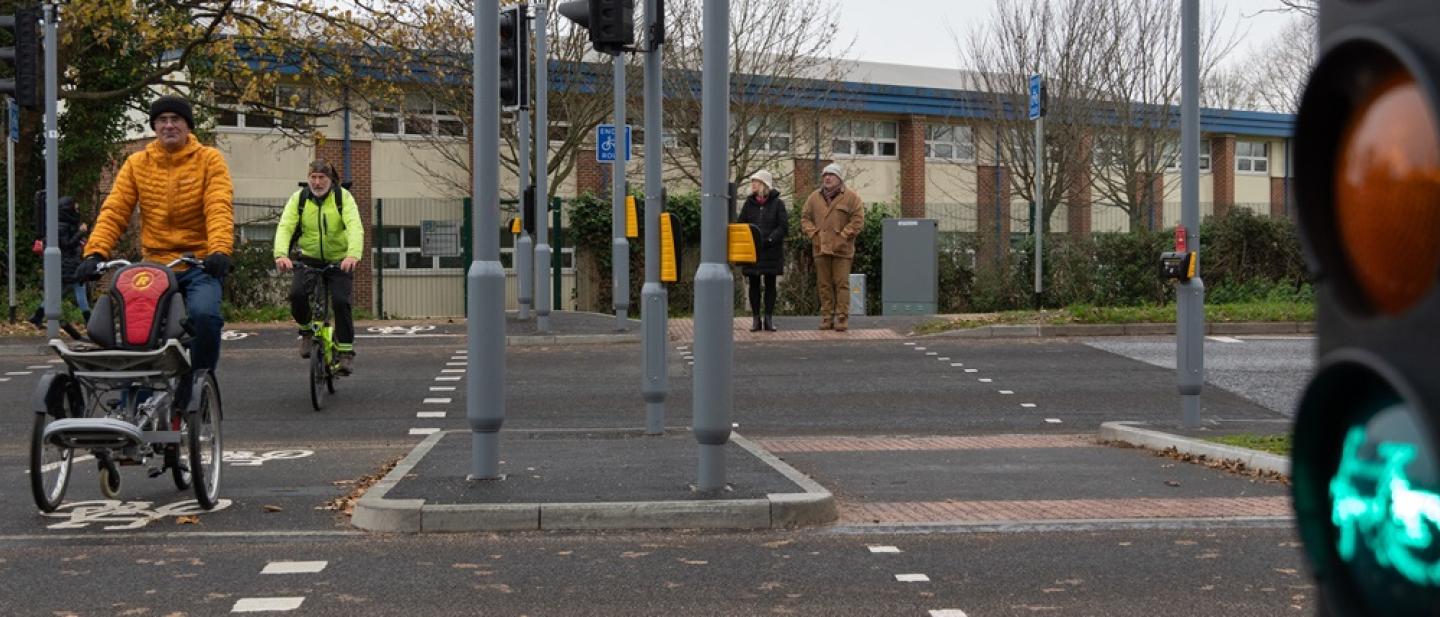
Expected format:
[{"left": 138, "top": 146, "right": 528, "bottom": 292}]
[{"left": 882, "top": 219, "right": 938, "bottom": 315}]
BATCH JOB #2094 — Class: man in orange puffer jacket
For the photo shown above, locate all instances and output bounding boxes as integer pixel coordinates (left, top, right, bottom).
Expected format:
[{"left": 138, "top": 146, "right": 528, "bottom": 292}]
[{"left": 76, "top": 95, "right": 235, "bottom": 373}]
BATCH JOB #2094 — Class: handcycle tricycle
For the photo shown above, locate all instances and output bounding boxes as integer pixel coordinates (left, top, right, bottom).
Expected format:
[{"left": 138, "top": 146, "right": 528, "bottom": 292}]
[{"left": 29, "top": 255, "right": 223, "bottom": 513}]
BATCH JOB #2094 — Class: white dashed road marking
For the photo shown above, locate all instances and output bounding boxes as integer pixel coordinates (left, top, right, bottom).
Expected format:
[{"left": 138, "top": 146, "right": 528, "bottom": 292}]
[
  {"left": 409, "top": 428, "right": 439, "bottom": 436},
  {"left": 964, "top": 369, "right": 978, "bottom": 373},
  {"left": 424, "top": 398, "right": 452, "bottom": 404},
  {"left": 430, "top": 386, "right": 456, "bottom": 392},
  {"left": 978, "top": 378, "right": 992, "bottom": 383},
  {"left": 1207, "top": 336, "right": 1244, "bottom": 344},
  {"left": 868, "top": 546, "right": 902, "bottom": 553},
  {"left": 1046, "top": 418, "right": 1063, "bottom": 424},
  {"left": 262, "top": 561, "right": 327, "bottom": 575},
  {"left": 441, "top": 369, "right": 465, "bottom": 373},
  {"left": 232, "top": 597, "right": 305, "bottom": 612},
  {"left": 895, "top": 574, "right": 930, "bottom": 582},
  {"left": 1021, "top": 403, "right": 1037, "bottom": 408},
  {"left": 446, "top": 362, "right": 467, "bottom": 367},
  {"left": 950, "top": 363, "right": 963, "bottom": 367},
  {"left": 5, "top": 371, "right": 32, "bottom": 376},
  {"left": 435, "top": 376, "right": 462, "bottom": 382},
  {"left": 26, "top": 365, "right": 50, "bottom": 369},
  {"left": 417, "top": 412, "right": 447, "bottom": 419},
  {"left": 937, "top": 357, "right": 950, "bottom": 361},
  {"left": 999, "top": 390, "right": 1013, "bottom": 395},
  {"left": 930, "top": 611, "right": 969, "bottom": 617}
]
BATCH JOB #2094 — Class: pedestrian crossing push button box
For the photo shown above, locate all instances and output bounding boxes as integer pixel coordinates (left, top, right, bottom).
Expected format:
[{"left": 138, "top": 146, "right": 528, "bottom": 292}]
[{"left": 1161, "top": 251, "right": 1195, "bottom": 281}]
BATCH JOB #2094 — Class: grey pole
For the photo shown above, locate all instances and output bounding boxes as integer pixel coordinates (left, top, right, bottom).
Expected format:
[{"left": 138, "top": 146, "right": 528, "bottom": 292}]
[
  {"left": 41, "top": 3, "right": 56, "bottom": 340},
  {"left": 640, "top": 0, "right": 667, "bottom": 435},
  {"left": 693, "top": 0, "right": 732, "bottom": 491},
  {"left": 516, "top": 108, "right": 533, "bottom": 320},
  {"left": 611, "top": 53, "right": 630, "bottom": 329},
  {"left": 468, "top": 0, "right": 507, "bottom": 480},
  {"left": 6, "top": 98, "right": 14, "bottom": 323},
  {"left": 534, "top": 2, "right": 552, "bottom": 333},
  {"left": 1177, "top": 0, "right": 1205, "bottom": 428},
  {"left": 1033, "top": 106, "right": 1044, "bottom": 308}
]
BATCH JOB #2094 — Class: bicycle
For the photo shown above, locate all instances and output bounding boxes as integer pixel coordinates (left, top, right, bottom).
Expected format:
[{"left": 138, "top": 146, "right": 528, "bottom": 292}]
[
  {"left": 30, "top": 255, "right": 223, "bottom": 513},
  {"left": 295, "top": 262, "right": 347, "bottom": 411}
]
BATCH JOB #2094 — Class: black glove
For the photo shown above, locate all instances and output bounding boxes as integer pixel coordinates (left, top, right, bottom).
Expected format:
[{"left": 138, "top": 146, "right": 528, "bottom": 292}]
[
  {"left": 75, "top": 254, "right": 103, "bottom": 282},
  {"left": 203, "top": 252, "right": 232, "bottom": 279}
]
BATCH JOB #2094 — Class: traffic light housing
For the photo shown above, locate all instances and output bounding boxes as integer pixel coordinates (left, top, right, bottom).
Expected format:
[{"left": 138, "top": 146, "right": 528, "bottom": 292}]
[
  {"left": 1291, "top": 2, "right": 1440, "bottom": 615},
  {"left": 522, "top": 185, "right": 537, "bottom": 236},
  {"left": 499, "top": 5, "right": 528, "bottom": 109},
  {"left": 0, "top": 4, "right": 40, "bottom": 110},
  {"left": 557, "top": 0, "right": 635, "bottom": 55}
]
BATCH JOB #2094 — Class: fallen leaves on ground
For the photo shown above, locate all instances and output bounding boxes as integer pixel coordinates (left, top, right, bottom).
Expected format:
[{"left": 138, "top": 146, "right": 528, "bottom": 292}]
[
  {"left": 262, "top": 505, "right": 283, "bottom": 513},
  {"left": 175, "top": 515, "right": 200, "bottom": 525},
  {"left": 318, "top": 456, "right": 402, "bottom": 517}
]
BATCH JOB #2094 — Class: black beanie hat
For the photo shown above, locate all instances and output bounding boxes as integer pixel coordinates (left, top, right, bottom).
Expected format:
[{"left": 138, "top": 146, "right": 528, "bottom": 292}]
[{"left": 149, "top": 95, "right": 194, "bottom": 129}]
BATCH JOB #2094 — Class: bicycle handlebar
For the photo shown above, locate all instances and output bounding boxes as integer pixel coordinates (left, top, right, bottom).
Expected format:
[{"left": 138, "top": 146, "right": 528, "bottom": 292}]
[{"left": 97, "top": 254, "right": 203, "bottom": 274}]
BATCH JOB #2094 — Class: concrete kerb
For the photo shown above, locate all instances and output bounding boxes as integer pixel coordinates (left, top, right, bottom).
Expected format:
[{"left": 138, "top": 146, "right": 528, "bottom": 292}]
[
  {"left": 506, "top": 332, "right": 641, "bottom": 346},
  {"left": 351, "top": 430, "right": 837, "bottom": 533},
  {"left": 1099, "top": 421, "right": 1291, "bottom": 477},
  {"left": 920, "top": 321, "right": 1312, "bottom": 340}
]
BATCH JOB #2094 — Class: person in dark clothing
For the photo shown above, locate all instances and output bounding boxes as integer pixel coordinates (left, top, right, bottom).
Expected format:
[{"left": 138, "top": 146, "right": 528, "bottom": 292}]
[
  {"left": 28, "top": 195, "right": 90, "bottom": 336},
  {"left": 736, "top": 170, "right": 788, "bottom": 332}
]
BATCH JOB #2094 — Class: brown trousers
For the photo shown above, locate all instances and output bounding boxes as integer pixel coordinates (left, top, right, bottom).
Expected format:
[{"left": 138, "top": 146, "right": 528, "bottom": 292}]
[{"left": 814, "top": 255, "right": 853, "bottom": 325}]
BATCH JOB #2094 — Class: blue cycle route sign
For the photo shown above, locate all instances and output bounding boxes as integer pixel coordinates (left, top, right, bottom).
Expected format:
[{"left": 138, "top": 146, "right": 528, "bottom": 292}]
[
  {"left": 8, "top": 99, "right": 17, "bottom": 143},
  {"left": 1029, "top": 75, "right": 1044, "bottom": 121},
  {"left": 596, "top": 124, "right": 632, "bottom": 163}
]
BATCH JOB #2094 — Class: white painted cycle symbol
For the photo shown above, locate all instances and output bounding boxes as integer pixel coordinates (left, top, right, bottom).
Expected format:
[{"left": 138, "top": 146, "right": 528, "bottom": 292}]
[
  {"left": 223, "top": 449, "right": 314, "bottom": 467},
  {"left": 42, "top": 499, "right": 233, "bottom": 531},
  {"left": 366, "top": 325, "right": 436, "bottom": 335},
  {"left": 221, "top": 330, "right": 253, "bottom": 341}
]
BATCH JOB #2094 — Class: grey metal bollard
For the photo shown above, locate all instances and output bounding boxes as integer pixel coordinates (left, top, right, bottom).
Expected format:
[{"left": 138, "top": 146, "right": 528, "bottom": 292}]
[{"left": 849, "top": 274, "right": 865, "bottom": 316}]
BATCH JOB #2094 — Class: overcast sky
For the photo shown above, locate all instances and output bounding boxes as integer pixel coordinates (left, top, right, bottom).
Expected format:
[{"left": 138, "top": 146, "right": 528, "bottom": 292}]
[{"left": 832, "top": 0, "right": 1304, "bottom": 71}]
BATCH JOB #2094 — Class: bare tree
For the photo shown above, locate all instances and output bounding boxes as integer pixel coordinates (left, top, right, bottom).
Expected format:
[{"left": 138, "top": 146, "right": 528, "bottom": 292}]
[
  {"left": 1240, "top": 16, "right": 1316, "bottom": 113},
  {"left": 660, "top": 0, "right": 854, "bottom": 191},
  {"left": 963, "top": 0, "right": 1236, "bottom": 233},
  {"left": 962, "top": 0, "right": 1109, "bottom": 227},
  {"left": 1086, "top": 0, "right": 1237, "bottom": 231},
  {"left": 331, "top": 1, "right": 616, "bottom": 198}
]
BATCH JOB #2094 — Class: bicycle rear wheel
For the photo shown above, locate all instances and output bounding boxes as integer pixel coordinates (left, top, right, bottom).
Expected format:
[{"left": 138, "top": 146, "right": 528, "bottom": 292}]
[{"left": 309, "top": 340, "right": 327, "bottom": 411}]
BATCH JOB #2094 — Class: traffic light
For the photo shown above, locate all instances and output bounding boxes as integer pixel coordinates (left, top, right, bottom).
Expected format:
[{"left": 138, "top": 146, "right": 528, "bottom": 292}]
[
  {"left": 0, "top": 3, "right": 40, "bottom": 110},
  {"left": 557, "top": 0, "right": 635, "bottom": 55},
  {"left": 1290, "top": 2, "right": 1440, "bottom": 616},
  {"left": 499, "top": 4, "right": 528, "bottom": 109}
]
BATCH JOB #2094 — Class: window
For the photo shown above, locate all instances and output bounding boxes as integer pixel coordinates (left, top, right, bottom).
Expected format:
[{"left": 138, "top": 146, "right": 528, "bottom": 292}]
[
  {"left": 214, "top": 86, "right": 311, "bottom": 130},
  {"left": 372, "top": 95, "right": 466, "bottom": 138},
  {"left": 925, "top": 124, "right": 975, "bottom": 161},
  {"left": 379, "top": 226, "right": 461, "bottom": 271},
  {"left": 1236, "top": 140, "right": 1270, "bottom": 174},
  {"left": 832, "top": 119, "right": 898, "bottom": 158},
  {"left": 380, "top": 225, "right": 577, "bottom": 273},
  {"left": 738, "top": 115, "right": 791, "bottom": 154},
  {"left": 661, "top": 127, "right": 696, "bottom": 150},
  {"left": 1164, "top": 140, "right": 1212, "bottom": 172}
]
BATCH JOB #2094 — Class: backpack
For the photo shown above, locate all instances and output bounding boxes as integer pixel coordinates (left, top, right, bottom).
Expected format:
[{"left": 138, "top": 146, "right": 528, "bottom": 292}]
[{"left": 288, "top": 183, "right": 351, "bottom": 258}]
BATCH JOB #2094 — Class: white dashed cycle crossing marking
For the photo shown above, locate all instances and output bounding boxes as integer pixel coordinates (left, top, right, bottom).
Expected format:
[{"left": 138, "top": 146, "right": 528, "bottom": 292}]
[
  {"left": 417, "top": 412, "right": 447, "bottom": 419},
  {"left": 895, "top": 573, "right": 930, "bottom": 582},
  {"left": 424, "top": 398, "right": 452, "bottom": 404},
  {"left": 1021, "top": 403, "right": 1037, "bottom": 408},
  {"left": 409, "top": 428, "right": 439, "bottom": 436},
  {"left": 262, "top": 561, "right": 327, "bottom": 575},
  {"left": 930, "top": 611, "right": 969, "bottom": 617},
  {"left": 435, "top": 376, "right": 462, "bottom": 382},
  {"left": 430, "top": 386, "right": 456, "bottom": 392},
  {"left": 868, "top": 545, "right": 902, "bottom": 553},
  {"left": 232, "top": 597, "right": 305, "bottom": 612}
]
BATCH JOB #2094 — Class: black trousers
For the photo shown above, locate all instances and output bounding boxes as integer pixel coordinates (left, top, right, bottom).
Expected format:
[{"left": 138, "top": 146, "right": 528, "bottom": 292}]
[
  {"left": 746, "top": 273, "right": 777, "bottom": 316},
  {"left": 290, "top": 264, "right": 355, "bottom": 348}
]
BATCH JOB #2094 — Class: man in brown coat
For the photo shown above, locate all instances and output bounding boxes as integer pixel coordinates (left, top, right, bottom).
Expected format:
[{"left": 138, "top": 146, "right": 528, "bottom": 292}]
[{"left": 800, "top": 163, "right": 865, "bottom": 331}]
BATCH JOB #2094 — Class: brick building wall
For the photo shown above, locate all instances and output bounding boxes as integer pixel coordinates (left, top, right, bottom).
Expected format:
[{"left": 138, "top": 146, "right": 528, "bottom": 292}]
[
  {"left": 792, "top": 157, "right": 833, "bottom": 202},
  {"left": 1270, "top": 177, "right": 1290, "bottom": 219},
  {"left": 575, "top": 149, "right": 605, "bottom": 196},
  {"left": 897, "top": 116, "right": 926, "bottom": 218},
  {"left": 976, "top": 165, "right": 1012, "bottom": 267},
  {"left": 316, "top": 139, "right": 375, "bottom": 312},
  {"left": 1065, "top": 135, "right": 1093, "bottom": 236},
  {"left": 1211, "top": 134, "right": 1236, "bottom": 219}
]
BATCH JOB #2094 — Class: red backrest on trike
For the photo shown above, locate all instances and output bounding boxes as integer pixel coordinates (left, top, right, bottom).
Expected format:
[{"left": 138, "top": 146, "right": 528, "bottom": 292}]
[{"left": 86, "top": 263, "right": 188, "bottom": 351}]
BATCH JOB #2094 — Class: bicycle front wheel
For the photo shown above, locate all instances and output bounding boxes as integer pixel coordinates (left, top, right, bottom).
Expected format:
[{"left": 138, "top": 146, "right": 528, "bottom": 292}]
[
  {"left": 309, "top": 341, "right": 327, "bottom": 411},
  {"left": 187, "top": 372, "right": 223, "bottom": 510},
  {"left": 30, "top": 413, "right": 74, "bottom": 513}
]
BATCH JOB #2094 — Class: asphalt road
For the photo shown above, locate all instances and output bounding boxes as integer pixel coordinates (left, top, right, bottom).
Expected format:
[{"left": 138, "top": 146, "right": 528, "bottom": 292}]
[{"left": 0, "top": 327, "right": 1314, "bottom": 616}]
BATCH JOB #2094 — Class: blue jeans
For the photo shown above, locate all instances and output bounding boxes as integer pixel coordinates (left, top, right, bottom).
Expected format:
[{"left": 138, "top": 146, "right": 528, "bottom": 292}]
[
  {"left": 72, "top": 283, "right": 90, "bottom": 315},
  {"left": 175, "top": 267, "right": 224, "bottom": 373}
]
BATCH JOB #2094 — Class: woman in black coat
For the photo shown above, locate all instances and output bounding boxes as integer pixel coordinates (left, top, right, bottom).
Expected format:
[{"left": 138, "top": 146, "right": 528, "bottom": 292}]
[{"left": 736, "top": 170, "right": 788, "bottom": 332}]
